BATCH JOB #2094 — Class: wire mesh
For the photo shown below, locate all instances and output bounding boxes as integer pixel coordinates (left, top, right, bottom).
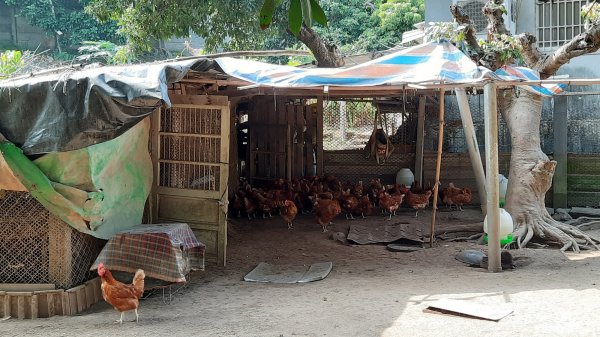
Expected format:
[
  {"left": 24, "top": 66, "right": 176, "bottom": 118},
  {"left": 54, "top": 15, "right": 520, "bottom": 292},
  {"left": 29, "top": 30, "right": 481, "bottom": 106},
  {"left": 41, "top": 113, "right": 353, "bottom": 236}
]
[
  {"left": 0, "top": 191, "right": 104, "bottom": 289},
  {"left": 323, "top": 99, "right": 418, "bottom": 151},
  {"left": 158, "top": 106, "right": 222, "bottom": 191}
]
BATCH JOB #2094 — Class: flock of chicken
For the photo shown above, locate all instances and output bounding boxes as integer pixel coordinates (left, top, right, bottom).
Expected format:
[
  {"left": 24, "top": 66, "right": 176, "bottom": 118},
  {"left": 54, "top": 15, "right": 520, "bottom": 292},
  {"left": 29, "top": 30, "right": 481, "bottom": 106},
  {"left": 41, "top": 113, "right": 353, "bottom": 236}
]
[{"left": 231, "top": 175, "right": 472, "bottom": 232}]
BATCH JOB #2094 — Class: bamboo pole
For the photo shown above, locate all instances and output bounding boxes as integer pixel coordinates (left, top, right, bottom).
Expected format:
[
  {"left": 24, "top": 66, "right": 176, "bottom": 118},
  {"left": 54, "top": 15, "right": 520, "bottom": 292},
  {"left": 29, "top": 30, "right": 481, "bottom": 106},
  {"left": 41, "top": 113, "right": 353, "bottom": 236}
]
[
  {"left": 484, "top": 83, "right": 501, "bottom": 272},
  {"left": 455, "top": 88, "right": 487, "bottom": 214},
  {"left": 414, "top": 96, "right": 426, "bottom": 187},
  {"left": 429, "top": 88, "right": 445, "bottom": 248}
]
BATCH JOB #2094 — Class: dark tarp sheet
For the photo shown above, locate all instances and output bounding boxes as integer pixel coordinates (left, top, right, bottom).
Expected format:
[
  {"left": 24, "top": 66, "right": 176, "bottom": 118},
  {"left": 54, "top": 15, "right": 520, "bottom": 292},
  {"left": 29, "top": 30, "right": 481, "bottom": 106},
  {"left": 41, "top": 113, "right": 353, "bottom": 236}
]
[{"left": 0, "top": 59, "right": 219, "bottom": 155}]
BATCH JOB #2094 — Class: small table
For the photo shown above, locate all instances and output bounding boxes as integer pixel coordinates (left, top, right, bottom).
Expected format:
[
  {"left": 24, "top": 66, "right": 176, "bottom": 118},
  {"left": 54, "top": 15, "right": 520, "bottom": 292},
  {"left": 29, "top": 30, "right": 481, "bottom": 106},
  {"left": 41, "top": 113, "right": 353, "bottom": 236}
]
[{"left": 92, "top": 223, "right": 205, "bottom": 283}]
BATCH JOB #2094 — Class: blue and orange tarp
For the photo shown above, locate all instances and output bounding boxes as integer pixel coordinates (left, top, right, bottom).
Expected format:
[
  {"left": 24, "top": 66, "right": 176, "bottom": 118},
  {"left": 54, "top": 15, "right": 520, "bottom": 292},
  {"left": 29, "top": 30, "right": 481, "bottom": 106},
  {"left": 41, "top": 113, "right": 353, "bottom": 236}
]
[{"left": 216, "top": 41, "right": 564, "bottom": 97}]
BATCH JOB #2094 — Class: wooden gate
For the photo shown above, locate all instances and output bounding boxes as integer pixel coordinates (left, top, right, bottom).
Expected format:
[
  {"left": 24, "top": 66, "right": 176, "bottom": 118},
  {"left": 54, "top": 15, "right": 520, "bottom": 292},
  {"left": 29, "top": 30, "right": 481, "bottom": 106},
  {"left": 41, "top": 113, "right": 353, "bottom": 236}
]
[{"left": 150, "top": 95, "right": 229, "bottom": 265}]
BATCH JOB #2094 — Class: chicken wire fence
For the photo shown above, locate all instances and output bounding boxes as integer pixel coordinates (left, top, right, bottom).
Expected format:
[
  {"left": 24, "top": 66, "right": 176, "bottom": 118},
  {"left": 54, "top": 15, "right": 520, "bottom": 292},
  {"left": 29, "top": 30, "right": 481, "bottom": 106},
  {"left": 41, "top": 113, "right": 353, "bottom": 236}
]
[
  {"left": 323, "top": 99, "right": 419, "bottom": 151},
  {"left": 0, "top": 191, "right": 104, "bottom": 289},
  {"left": 158, "top": 106, "right": 222, "bottom": 191}
]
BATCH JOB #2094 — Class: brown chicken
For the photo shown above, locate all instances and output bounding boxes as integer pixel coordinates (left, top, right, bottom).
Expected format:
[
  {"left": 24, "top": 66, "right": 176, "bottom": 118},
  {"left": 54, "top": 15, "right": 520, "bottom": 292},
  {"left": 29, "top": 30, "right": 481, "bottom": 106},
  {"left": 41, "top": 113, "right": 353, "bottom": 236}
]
[
  {"left": 231, "top": 190, "right": 245, "bottom": 217},
  {"left": 243, "top": 195, "right": 257, "bottom": 220},
  {"left": 378, "top": 191, "right": 405, "bottom": 220},
  {"left": 97, "top": 263, "right": 145, "bottom": 324},
  {"left": 279, "top": 200, "right": 298, "bottom": 229},
  {"left": 339, "top": 190, "right": 359, "bottom": 219},
  {"left": 256, "top": 192, "right": 277, "bottom": 218},
  {"left": 443, "top": 183, "right": 472, "bottom": 211},
  {"left": 405, "top": 189, "right": 433, "bottom": 217},
  {"left": 310, "top": 196, "right": 342, "bottom": 232},
  {"left": 356, "top": 195, "right": 374, "bottom": 218}
]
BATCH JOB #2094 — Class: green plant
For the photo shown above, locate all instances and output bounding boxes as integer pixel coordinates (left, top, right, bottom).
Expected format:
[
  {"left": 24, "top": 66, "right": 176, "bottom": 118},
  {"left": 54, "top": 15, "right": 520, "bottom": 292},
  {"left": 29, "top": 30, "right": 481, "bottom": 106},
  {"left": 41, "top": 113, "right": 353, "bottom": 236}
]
[
  {"left": 76, "top": 41, "right": 134, "bottom": 64},
  {"left": 479, "top": 34, "right": 522, "bottom": 63},
  {"left": 0, "top": 50, "right": 24, "bottom": 79},
  {"left": 582, "top": 2, "right": 600, "bottom": 29}
]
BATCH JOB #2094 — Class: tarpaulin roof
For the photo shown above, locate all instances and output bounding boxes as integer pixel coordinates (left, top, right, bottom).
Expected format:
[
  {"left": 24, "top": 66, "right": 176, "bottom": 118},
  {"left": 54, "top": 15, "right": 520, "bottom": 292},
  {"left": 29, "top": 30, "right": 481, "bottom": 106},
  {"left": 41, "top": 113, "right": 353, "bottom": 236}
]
[
  {"left": 0, "top": 41, "right": 560, "bottom": 155},
  {"left": 216, "top": 42, "right": 565, "bottom": 95}
]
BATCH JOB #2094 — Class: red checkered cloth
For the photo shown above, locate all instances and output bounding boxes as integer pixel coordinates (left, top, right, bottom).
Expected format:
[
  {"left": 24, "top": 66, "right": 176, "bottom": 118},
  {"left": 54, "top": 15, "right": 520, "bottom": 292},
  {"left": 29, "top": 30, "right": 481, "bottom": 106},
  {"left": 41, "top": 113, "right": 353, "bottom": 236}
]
[{"left": 91, "top": 223, "right": 205, "bottom": 283}]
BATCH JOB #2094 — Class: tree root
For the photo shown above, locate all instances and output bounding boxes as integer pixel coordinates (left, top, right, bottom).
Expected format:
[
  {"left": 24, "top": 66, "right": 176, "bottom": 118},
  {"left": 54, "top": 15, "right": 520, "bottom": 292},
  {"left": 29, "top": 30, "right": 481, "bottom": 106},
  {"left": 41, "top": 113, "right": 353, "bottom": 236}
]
[{"left": 514, "top": 215, "right": 600, "bottom": 252}]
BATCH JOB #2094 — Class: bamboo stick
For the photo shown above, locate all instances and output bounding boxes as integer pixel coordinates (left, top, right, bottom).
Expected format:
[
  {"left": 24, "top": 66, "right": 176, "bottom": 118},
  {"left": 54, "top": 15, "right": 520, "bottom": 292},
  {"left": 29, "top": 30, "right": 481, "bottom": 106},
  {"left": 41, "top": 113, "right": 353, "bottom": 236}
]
[{"left": 430, "top": 88, "right": 445, "bottom": 248}]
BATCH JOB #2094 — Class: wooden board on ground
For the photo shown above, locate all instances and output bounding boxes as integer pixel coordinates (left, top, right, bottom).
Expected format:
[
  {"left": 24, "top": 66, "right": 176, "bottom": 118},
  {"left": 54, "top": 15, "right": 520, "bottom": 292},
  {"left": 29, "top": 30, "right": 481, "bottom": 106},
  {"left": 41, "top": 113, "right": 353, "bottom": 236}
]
[{"left": 425, "top": 298, "right": 513, "bottom": 321}]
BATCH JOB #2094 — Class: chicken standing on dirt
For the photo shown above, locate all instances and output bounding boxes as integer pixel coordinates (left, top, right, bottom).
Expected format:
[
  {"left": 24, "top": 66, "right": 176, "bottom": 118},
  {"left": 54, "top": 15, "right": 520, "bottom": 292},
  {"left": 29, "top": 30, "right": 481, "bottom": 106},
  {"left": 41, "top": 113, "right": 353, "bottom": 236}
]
[
  {"left": 378, "top": 191, "right": 405, "bottom": 220},
  {"left": 442, "top": 183, "right": 472, "bottom": 211},
  {"left": 279, "top": 200, "right": 298, "bottom": 230},
  {"left": 97, "top": 262, "right": 145, "bottom": 324},
  {"left": 405, "top": 190, "right": 433, "bottom": 217},
  {"left": 356, "top": 195, "right": 374, "bottom": 218},
  {"left": 339, "top": 190, "right": 359, "bottom": 219},
  {"left": 310, "top": 196, "right": 342, "bottom": 232}
]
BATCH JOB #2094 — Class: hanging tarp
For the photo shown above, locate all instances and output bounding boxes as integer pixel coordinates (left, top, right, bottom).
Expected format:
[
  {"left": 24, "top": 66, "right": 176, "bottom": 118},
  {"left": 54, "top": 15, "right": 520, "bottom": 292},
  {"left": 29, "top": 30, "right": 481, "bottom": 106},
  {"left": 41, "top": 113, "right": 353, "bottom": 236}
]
[
  {"left": 0, "top": 118, "right": 152, "bottom": 239},
  {"left": 0, "top": 59, "right": 217, "bottom": 155},
  {"left": 215, "top": 42, "right": 564, "bottom": 96},
  {"left": 0, "top": 42, "right": 561, "bottom": 156}
]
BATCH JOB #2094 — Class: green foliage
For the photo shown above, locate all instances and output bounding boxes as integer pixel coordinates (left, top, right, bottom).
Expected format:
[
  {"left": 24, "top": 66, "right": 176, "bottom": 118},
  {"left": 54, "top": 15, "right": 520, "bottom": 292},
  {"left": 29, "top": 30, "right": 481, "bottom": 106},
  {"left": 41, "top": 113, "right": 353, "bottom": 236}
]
[
  {"left": 76, "top": 41, "right": 134, "bottom": 64},
  {"left": 0, "top": 50, "right": 24, "bottom": 79},
  {"left": 260, "top": 0, "right": 328, "bottom": 35},
  {"left": 86, "top": 0, "right": 272, "bottom": 53},
  {"left": 479, "top": 34, "right": 522, "bottom": 63},
  {"left": 4, "top": 0, "right": 122, "bottom": 49},
  {"left": 354, "top": 0, "right": 424, "bottom": 52},
  {"left": 582, "top": 3, "right": 600, "bottom": 29}
]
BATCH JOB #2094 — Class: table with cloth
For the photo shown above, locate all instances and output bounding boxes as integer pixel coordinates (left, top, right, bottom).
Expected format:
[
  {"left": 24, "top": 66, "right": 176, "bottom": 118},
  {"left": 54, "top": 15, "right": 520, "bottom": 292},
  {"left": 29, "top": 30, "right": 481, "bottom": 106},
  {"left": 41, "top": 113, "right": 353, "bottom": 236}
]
[{"left": 91, "top": 223, "right": 205, "bottom": 283}]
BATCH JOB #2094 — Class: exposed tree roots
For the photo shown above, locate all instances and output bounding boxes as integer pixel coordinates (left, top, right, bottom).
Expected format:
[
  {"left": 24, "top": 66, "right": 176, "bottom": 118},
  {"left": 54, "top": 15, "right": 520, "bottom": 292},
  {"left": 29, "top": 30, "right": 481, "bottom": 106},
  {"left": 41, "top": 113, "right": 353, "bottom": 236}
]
[{"left": 514, "top": 215, "right": 600, "bottom": 252}]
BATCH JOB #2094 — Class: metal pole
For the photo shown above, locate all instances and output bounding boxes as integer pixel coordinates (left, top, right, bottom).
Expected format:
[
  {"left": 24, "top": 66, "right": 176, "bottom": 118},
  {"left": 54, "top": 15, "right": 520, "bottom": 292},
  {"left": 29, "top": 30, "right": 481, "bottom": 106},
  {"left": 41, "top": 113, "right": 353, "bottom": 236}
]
[
  {"left": 430, "top": 88, "right": 445, "bottom": 248},
  {"left": 455, "top": 88, "right": 487, "bottom": 214},
  {"left": 483, "top": 83, "right": 501, "bottom": 272}
]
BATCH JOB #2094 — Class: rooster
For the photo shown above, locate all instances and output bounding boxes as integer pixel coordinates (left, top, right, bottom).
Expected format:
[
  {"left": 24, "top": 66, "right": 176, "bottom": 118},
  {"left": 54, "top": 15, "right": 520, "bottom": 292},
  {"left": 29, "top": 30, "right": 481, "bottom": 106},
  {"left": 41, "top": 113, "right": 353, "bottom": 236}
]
[{"left": 97, "top": 263, "right": 145, "bottom": 324}]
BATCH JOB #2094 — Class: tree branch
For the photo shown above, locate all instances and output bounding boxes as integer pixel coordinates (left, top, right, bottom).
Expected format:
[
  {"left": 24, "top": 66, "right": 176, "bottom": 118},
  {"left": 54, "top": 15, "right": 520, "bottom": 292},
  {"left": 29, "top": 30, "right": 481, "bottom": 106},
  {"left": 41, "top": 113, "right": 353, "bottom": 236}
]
[
  {"left": 538, "top": 24, "right": 600, "bottom": 79},
  {"left": 449, "top": 5, "right": 482, "bottom": 55},
  {"left": 516, "top": 32, "right": 543, "bottom": 68},
  {"left": 482, "top": 0, "right": 509, "bottom": 38},
  {"left": 295, "top": 24, "right": 345, "bottom": 68}
]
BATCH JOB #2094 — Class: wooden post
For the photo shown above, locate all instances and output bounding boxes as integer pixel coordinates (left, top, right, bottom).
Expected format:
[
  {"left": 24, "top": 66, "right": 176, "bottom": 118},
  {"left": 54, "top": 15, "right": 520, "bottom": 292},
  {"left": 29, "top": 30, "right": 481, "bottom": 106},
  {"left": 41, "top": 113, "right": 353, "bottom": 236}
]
[
  {"left": 414, "top": 96, "right": 426, "bottom": 187},
  {"left": 339, "top": 100, "right": 346, "bottom": 141},
  {"left": 429, "top": 89, "right": 445, "bottom": 248},
  {"left": 553, "top": 95, "right": 568, "bottom": 208},
  {"left": 456, "top": 88, "right": 487, "bottom": 213},
  {"left": 484, "top": 83, "right": 501, "bottom": 273},
  {"left": 316, "top": 96, "right": 324, "bottom": 176}
]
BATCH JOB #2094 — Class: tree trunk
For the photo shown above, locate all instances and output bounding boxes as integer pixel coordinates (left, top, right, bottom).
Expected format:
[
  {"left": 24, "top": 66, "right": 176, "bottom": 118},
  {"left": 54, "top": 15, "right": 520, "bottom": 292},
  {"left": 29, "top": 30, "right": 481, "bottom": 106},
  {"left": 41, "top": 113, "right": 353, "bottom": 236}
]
[
  {"left": 296, "top": 25, "right": 344, "bottom": 68},
  {"left": 501, "top": 91, "right": 599, "bottom": 252}
]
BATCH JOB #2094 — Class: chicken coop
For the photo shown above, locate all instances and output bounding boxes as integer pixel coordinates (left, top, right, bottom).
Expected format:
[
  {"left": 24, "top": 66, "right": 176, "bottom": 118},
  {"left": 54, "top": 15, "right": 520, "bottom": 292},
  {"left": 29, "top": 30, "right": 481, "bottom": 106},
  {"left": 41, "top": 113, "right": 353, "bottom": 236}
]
[{"left": 0, "top": 191, "right": 104, "bottom": 318}]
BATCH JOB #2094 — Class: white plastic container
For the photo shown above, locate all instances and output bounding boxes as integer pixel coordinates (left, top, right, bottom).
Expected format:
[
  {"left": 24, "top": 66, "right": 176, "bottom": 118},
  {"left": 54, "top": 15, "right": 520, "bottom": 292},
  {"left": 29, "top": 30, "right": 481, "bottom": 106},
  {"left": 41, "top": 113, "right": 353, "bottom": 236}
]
[
  {"left": 499, "top": 174, "right": 508, "bottom": 201},
  {"left": 396, "top": 168, "right": 415, "bottom": 186},
  {"left": 484, "top": 208, "right": 514, "bottom": 238}
]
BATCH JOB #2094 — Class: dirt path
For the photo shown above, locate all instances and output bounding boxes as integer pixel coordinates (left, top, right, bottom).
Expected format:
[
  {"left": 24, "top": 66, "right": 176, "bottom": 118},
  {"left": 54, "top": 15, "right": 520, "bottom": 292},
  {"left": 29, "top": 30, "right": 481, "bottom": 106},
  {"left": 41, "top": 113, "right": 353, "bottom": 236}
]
[{"left": 2, "top": 208, "right": 600, "bottom": 337}]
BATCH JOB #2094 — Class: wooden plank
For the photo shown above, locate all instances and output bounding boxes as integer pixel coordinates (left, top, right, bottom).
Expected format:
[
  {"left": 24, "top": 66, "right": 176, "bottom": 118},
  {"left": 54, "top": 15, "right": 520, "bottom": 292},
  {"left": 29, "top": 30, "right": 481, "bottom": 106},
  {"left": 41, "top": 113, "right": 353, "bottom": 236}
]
[
  {"left": 286, "top": 125, "right": 293, "bottom": 180},
  {"left": 67, "top": 290, "right": 78, "bottom": 315},
  {"left": 305, "top": 103, "right": 314, "bottom": 176},
  {"left": 30, "top": 295, "right": 38, "bottom": 319},
  {"left": 84, "top": 281, "right": 95, "bottom": 309},
  {"left": 567, "top": 191, "right": 600, "bottom": 207},
  {"left": 316, "top": 97, "right": 324, "bottom": 176},
  {"left": 427, "top": 299, "right": 513, "bottom": 321},
  {"left": 75, "top": 286, "right": 86, "bottom": 313},
  {"left": 414, "top": 96, "right": 426, "bottom": 187},
  {"left": 169, "top": 94, "right": 229, "bottom": 106},
  {"left": 61, "top": 291, "right": 70, "bottom": 316},
  {"left": 218, "top": 103, "right": 230, "bottom": 266},
  {"left": 16, "top": 295, "right": 25, "bottom": 319},
  {"left": 0, "top": 284, "right": 55, "bottom": 292},
  {"left": 0, "top": 292, "right": 8, "bottom": 318}
]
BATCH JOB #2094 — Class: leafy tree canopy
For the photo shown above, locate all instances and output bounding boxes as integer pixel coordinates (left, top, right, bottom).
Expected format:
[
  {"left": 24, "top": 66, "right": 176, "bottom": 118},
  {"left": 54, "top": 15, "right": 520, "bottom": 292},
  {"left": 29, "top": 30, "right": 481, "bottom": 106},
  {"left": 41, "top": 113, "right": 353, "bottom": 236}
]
[{"left": 3, "top": 0, "right": 122, "bottom": 48}]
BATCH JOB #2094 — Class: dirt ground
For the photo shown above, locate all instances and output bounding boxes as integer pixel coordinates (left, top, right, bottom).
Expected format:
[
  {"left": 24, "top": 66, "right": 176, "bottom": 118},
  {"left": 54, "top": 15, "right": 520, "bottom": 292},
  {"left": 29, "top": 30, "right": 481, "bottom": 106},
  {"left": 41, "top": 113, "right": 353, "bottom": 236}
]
[{"left": 2, "top": 208, "right": 600, "bottom": 337}]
